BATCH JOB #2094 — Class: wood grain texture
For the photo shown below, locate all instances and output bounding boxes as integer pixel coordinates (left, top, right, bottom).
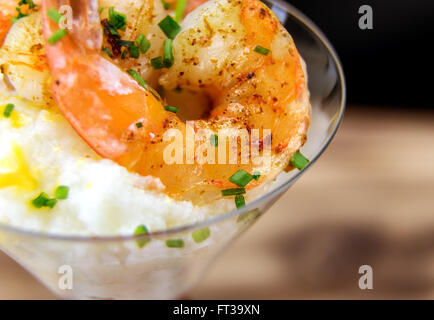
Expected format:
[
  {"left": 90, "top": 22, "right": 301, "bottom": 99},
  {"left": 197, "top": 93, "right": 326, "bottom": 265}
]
[{"left": 1, "top": 106, "right": 433, "bottom": 299}]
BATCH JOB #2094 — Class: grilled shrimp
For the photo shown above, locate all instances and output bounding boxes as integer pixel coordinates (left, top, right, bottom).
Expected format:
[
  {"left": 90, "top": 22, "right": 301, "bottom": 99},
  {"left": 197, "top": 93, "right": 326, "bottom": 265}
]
[
  {"left": 0, "top": 0, "right": 168, "bottom": 101},
  {"left": 40, "top": 0, "right": 309, "bottom": 203}
]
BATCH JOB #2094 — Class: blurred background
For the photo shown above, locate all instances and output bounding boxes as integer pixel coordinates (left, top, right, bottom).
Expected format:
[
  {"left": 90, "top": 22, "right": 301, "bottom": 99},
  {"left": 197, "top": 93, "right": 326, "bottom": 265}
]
[
  {"left": 0, "top": 0, "right": 433, "bottom": 299},
  {"left": 289, "top": 0, "right": 434, "bottom": 108}
]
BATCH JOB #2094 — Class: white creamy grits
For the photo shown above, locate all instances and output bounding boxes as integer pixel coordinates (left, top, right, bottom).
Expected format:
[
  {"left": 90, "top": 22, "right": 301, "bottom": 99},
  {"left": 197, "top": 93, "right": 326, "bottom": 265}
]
[{"left": 0, "top": 95, "right": 235, "bottom": 236}]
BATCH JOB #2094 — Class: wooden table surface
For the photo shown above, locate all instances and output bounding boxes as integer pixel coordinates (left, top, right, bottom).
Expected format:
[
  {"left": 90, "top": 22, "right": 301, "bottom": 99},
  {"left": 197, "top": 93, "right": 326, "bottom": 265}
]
[{"left": 1, "top": 106, "right": 433, "bottom": 299}]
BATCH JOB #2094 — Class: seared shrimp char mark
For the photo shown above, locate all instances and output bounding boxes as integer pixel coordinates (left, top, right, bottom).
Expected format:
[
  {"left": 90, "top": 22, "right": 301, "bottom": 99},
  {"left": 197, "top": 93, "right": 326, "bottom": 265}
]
[{"left": 41, "top": 0, "right": 310, "bottom": 203}]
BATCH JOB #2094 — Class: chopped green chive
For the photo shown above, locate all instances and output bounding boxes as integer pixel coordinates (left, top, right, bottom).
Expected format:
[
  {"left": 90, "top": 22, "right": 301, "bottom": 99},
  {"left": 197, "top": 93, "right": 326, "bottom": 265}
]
[
  {"left": 158, "top": 15, "right": 181, "bottom": 40},
  {"left": 32, "top": 186, "right": 69, "bottom": 209},
  {"left": 45, "top": 198, "right": 57, "bottom": 209},
  {"left": 32, "top": 192, "right": 50, "bottom": 208},
  {"left": 11, "top": 7, "right": 28, "bottom": 23},
  {"left": 47, "top": 8, "right": 62, "bottom": 24},
  {"left": 151, "top": 56, "right": 165, "bottom": 69},
  {"left": 174, "top": 0, "right": 188, "bottom": 23},
  {"left": 163, "top": 39, "right": 174, "bottom": 67},
  {"left": 127, "top": 70, "right": 147, "bottom": 88},
  {"left": 166, "top": 239, "right": 184, "bottom": 248},
  {"left": 121, "top": 49, "right": 128, "bottom": 59},
  {"left": 192, "top": 228, "right": 211, "bottom": 243},
  {"left": 252, "top": 170, "right": 261, "bottom": 181},
  {"left": 31, "top": 194, "right": 57, "bottom": 209},
  {"left": 108, "top": 7, "right": 127, "bottom": 31},
  {"left": 229, "top": 170, "right": 253, "bottom": 188},
  {"left": 117, "top": 39, "right": 134, "bottom": 47},
  {"left": 3, "top": 104, "right": 14, "bottom": 117},
  {"left": 161, "top": 0, "right": 171, "bottom": 10},
  {"left": 99, "top": 6, "right": 104, "bottom": 14},
  {"left": 235, "top": 194, "right": 245, "bottom": 208},
  {"left": 19, "top": 0, "right": 36, "bottom": 9},
  {"left": 253, "top": 45, "right": 270, "bottom": 56},
  {"left": 55, "top": 186, "right": 69, "bottom": 200},
  {"left": 210, "top": 134, "right": 218, "bottom": 147},
  {"left": 134, "top": 225, "right": 151, "bottom": 248},
  {"left": 129, "top": 45, "right": 140, "bottom": 58},
  {"left": 164, "top": 106, "right": 179, "bottom": 113},
  {"left": 102, "top": 47, "right": 113, "bottom": 58},
  {"left": 48, "top": 28, "right": 68, "bottom": 45},
  {"left": 106, "top": 23, "right": 120, "bottom": 36},
  {"left": 135, "top": 122, "right": 143, "bottom": 128},
  {"left": 136, "top": 34, "right": 150, "bottom": 54},
  {"left": 221, "top": 188, "right": 246, "bottom": 197},
  {"left": 290, "top": 151, "right": 310, "bottom": 170}
]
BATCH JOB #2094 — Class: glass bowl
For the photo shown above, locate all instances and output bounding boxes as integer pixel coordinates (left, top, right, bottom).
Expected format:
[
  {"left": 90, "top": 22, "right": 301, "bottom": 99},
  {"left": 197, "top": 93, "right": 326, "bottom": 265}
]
[{"left": 0, "top": 0, "right": 345, "bottom": 299}]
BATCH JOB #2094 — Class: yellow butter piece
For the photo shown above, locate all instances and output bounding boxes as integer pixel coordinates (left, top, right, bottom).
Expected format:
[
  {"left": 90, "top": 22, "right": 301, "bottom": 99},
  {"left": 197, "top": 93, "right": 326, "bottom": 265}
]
[
  {"left": 9, "top": 110, "right": 32, "bottom": 128},
  {"left": 0, "top": 144, "right": 37, "bottom": 190}
]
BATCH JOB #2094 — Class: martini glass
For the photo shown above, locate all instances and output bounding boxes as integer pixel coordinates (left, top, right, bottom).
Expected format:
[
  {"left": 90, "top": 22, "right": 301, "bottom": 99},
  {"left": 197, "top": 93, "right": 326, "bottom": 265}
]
[{"left": 0, "top": 0, "right": 345, "bottom": 299}]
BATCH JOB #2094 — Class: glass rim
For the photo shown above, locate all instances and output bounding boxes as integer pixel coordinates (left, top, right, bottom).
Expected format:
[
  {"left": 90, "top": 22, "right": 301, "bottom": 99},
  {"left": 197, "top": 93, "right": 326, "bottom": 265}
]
[{"left": 0, "top": 0, "right": 346, "bottom": 243}]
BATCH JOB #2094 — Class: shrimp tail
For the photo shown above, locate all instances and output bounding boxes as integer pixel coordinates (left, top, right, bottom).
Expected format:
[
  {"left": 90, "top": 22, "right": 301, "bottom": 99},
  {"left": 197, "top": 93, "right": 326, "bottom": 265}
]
[{"left": 41, "top": 0, "right": 168, "bottom": 165}]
